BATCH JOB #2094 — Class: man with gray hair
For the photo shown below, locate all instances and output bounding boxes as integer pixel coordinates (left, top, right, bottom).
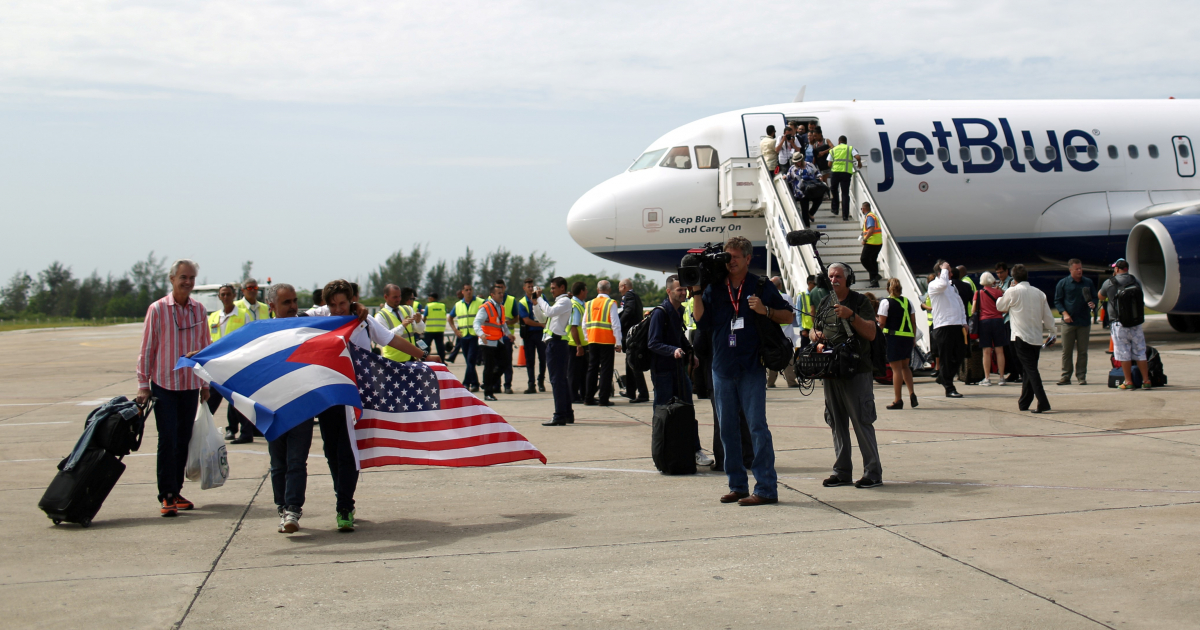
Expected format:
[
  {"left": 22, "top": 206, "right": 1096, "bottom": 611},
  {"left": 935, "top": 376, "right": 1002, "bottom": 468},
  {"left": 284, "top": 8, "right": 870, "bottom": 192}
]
[
  {"left": 584, "top": 279, "right": 623, "bottom": 406},
  {"left": 135, "top": 259, "right": 211, "bottom": 517},
  {"left": 264, "top": 283, "right": 314, "bottom": 533},
  {"left": 618, "top": 277, "right": 649, "bottom": 402},
  {"left": 236, "top": 277, "right": 269, "bottom": 321}
]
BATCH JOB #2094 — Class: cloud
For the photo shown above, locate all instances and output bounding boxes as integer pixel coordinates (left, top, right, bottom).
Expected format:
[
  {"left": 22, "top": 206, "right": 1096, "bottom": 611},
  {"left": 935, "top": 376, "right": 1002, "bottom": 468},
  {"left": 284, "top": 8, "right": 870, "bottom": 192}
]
[{"left": 1, "top": 0, "right": 1195, "bottom": 107}]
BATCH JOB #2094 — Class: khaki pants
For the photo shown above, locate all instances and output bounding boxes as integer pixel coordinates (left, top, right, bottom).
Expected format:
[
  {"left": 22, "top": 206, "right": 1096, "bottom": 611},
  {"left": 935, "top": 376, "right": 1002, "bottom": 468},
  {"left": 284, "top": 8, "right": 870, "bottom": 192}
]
[
  {"left": 1059, "top": 324, "right": 1091, "bottom": 383},
  {"left": 768, "top": 364, "right": 797, "bottom": 387}
]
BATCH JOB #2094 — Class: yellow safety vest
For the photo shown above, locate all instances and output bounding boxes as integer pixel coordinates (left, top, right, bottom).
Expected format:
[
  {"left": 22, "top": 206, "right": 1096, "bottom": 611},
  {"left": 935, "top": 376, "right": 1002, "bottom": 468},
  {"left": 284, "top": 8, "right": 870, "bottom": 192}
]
[
  {"left": 454, "top": 298, "right": 484, "bottom": 336},
  {"left": 584, "top": 295, "right": 616, "bottom": 345},
  {"left": 863, "top": 212, "right": 883, "bottom": 245},
  {"left": 568, "top": 298, "right": 589, "bottom": 347},
  {"left": 799, "top": 292, "right": 814, "bottom": 331},
  {"left": 883, "top": 297, "right": 914, "bottom": 337},
  {"left": 235, "top": 298, "right": 270, "bottom": 321},
  {"left": 424, "top": 302, "right": 446, "bottom": 333},
  {"left": 831, "top": 143, "right": 856, "bottom": 174},
  {"left": 684, "top": 298, "right": 697, "bottom": 331},
  {"left": 502, "top": 294, "right": 518, "bottom": 335},
  {"left": 925, "top": 295, "right": 934, "bottom": 324},
  {"left": 378, "top": 305, "right": 417, "bottom": 362},
  {"left": 963, "top": 277, "right": 977, "bottom": 317},
  {"left": 207, "top": 309, "right": 246, "bottom": 341}
]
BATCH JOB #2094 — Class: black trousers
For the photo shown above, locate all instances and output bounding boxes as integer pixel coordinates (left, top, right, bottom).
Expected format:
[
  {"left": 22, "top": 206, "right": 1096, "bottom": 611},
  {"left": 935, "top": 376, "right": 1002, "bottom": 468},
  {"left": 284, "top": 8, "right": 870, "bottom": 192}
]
[
  {"left": 423, "top": 331, "right": 445, "bottom": 358},
  {"left": 546, "top": 338, "right": 574, "bottom": 423},
  {"left": 569, "top": 347, "right": 588, "bottom": 402},
  {"left": 860, "top": 243, "right": 882, "bottom": 282},
  {"left": 830, "top": 171, "right": 852, "bottom": 218},
  {"left": 585, "top": 344, "right": 616, "bottom": 404},
  {"left": 1014, "top": 338, "right": 1050, "bottom": 411},
  {"left": 624, "top": 352, "right": 649, "bottom": 399},
  {"left": 501, "top": 337, "right": 514, "bottom": 388},
  {"left": 481, "top": 343, "right": 503, "bottom": 396},
  {"left": 798, "top": 186, "right": 826, "bottom": 217},
  {"left": 522, "top": 334, "right": 546, "bottom": 387},
  {"left": 151, "top": 383, "right": 198, "bottom": 501},
  {"left": 933, "top": 325, "right": 966, "bottom": 393},
  {"left": 208, "top": 391, "right": 257, "bottom": 438},
  {"left": 317, "top": 407, "right": 358, "bottom": 514}
]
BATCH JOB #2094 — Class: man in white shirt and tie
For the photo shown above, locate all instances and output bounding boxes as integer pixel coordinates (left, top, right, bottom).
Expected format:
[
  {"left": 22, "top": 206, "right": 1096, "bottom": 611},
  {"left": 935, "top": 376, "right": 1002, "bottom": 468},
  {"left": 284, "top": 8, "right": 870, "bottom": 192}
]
[
  {"left": 927, "top": 261, "right": 969, "bottom": 398},
  {"left": 996, "top": 264, "right": 1057, "bottom": 413},
  {"left": 535, "top": 277, "right": 576, "bottom": 426}
]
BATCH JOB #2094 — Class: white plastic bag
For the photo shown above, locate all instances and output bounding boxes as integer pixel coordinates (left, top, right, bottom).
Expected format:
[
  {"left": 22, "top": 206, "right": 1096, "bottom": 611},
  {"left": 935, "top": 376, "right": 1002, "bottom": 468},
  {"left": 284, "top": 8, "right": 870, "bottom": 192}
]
[{"left": 185, "top": 400, "right": 229, "bottom": 489}]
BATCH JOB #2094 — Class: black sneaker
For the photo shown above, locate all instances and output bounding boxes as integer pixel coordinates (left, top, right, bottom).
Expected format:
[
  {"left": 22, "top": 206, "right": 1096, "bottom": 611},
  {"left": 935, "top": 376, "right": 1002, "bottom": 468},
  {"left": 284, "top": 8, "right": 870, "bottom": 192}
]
[
  {"left": 504, "top": 387, "right": 514, "bottom": 395},
  {"left": 854, "top": 478, "right": 882, "bottom": 489},
  {"left": 822, "top": 476, "right": 853, "bottom": 487},
  {"left": 538, "top": 382, "right": 546, "bottom": 392},
  {"left": 524, "top": 387, "right": 537, "bottom": 394}
]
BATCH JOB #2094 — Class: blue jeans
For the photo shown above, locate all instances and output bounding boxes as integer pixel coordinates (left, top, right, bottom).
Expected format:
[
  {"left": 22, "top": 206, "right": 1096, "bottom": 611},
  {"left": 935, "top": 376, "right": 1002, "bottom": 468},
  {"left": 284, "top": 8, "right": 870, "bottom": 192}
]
[
  {"left": 651, "top": 367, "right": 702, "bottom": 451},
  {"left": 269, "top": 419, "right": 314, "bottom": 511},
  {"left": 151, "top": 383, "right": 199, "bottom": 501},
  {"left": 712, "top": 367, "right": 777, "bottom": 499},
  {"left": 460, "top": 336, "right": 480, "bottom": 388},
  {"left": 546, "top": 338, "right": 574, "bottom": 423}
]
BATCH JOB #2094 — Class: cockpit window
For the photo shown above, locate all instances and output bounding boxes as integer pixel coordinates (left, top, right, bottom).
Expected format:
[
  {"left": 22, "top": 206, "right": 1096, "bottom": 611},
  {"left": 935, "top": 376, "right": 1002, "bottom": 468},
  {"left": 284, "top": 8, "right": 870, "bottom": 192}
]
[
  {"left": 660, "top": 146, "right": 692, "bottom": 169},
  {"left": 695, "top": 146, "right": 720, "bottom": 169},
  {"left": 629, "top": 149, "right": 667, "bottom": 171}
]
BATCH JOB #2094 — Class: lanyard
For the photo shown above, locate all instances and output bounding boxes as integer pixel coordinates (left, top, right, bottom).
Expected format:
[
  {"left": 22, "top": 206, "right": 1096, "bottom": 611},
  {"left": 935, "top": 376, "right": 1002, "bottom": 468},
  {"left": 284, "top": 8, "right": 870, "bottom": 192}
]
[{"left": 726, "top": 280, "right": 744, "bottom": 319}]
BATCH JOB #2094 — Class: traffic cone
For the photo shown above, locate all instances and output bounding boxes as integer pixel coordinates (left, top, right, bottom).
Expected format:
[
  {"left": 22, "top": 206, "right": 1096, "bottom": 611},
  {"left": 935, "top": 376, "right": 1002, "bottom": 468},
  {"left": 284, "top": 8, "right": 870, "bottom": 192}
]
[{"left": 515, "top": 338, "right": 526, "bottom": 367}]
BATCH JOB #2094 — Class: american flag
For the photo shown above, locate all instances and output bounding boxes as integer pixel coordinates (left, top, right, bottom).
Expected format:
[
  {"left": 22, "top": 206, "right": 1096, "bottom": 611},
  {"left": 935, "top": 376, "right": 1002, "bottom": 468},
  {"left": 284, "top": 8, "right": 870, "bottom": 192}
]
[{"left": 348, "top": 345, "right": 546, "bottom": 468}]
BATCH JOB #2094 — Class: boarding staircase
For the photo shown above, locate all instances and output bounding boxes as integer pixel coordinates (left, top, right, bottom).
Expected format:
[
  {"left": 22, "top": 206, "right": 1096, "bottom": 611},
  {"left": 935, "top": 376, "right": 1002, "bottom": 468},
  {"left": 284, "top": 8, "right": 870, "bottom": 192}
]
[{"left": 718, "top": 157, "right": 931, "bottom": 355}]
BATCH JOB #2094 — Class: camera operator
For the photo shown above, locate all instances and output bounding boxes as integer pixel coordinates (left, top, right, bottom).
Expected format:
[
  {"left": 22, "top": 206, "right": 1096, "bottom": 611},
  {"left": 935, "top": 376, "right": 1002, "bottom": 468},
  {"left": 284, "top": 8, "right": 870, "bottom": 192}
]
[
  {"left": 811, "top": 263, "right": 882, "bottom": 489},
  {"left": 690, "top": 236, "right": 793, "bottom": 506}
]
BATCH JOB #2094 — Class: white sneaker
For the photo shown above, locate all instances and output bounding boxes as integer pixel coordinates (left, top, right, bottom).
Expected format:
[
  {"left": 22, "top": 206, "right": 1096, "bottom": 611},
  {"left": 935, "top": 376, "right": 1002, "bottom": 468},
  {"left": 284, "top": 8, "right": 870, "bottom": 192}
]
[
  {"left": 979, "top": 378, "right": 992, "bottom": 387},
  {"left": 276, "top": 507, "right": 287, "bottom": 533},
  {"left": 695, "top": 449, "right": 715, "bottom": 467},
  {"left": 997, "top": 378, "right": 1006, "bottom": 386},
  {"left": 283, "top": 510, "right": 301, "bottom": 534}
]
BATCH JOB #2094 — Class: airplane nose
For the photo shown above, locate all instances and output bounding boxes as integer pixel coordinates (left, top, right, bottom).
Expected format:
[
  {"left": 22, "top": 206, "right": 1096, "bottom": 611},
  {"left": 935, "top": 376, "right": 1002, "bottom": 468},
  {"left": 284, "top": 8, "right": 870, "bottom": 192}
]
[{"left": 567, "top": 177, "right": 617, "bottom": 253}]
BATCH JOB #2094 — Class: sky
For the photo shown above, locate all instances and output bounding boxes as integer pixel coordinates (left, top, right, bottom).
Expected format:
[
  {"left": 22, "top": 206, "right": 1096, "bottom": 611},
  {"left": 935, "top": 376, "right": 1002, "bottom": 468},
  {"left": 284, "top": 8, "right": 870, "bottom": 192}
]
[{"left": 1, "top": 1, "right": 1197, "bottom": 290}]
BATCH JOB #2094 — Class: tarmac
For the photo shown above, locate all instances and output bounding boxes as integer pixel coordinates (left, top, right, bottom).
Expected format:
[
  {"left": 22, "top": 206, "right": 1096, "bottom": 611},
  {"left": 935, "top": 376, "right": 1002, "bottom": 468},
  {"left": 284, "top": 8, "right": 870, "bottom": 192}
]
[{"left": 0, "top": 317, "right": 1197, "bottom": 629}]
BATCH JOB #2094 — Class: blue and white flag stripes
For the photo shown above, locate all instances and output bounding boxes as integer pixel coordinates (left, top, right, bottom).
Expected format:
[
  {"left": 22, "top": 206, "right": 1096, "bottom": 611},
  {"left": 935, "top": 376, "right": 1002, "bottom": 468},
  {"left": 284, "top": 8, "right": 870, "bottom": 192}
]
[{"left": 175, "top": 316, "right": 364, "bottom": 441}]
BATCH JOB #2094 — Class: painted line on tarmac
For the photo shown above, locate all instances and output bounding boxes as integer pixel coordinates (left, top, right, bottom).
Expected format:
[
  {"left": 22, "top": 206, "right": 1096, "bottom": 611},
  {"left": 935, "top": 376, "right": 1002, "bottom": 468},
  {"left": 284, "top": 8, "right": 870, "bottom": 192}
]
[
  {"left": 504, "top": 464, "right": 660, "bottom": 474},
  {"left": 0, "top": 421, "right": 70, "bottom": 427},
  {"left": 0, "top": 399, "right": 111, "bottom": 408}
]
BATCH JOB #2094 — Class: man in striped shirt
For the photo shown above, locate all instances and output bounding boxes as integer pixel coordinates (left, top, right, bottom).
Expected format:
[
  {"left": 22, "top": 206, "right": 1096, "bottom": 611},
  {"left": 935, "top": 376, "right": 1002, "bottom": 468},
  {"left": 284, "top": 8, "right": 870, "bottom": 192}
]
[{"left": 135, "top": 259, "right": 212, "bottom": 517}]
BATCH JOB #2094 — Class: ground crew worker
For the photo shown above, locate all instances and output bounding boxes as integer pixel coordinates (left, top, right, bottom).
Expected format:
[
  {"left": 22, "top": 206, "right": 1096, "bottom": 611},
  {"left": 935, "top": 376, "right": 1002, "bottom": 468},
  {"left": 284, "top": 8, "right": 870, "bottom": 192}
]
[
  {"left": 494, "top": 279, "right": 519, "bottom": 394},
  {"left": 583, "top": 280, "right": 623, "bottom": 406},
  {"left": 474, "top": 283, "right": 513, "bottom": 402},
  {"left": 236, "top": 278, "right": 270, "bottom": 321},
  {"left": 860, "top": 202, "right": 883, "bottom": 288},
  {"left": 448, "top": 284, "right": 484, "bottom": 392},
  {"left": 829, "top": 135, "right": 863, "bottom": 221},
  {"left": 421, "top": 292, "right": 447, "bottom": 359},
  {"left": 877, "top": 278, "right": 918, "bottom": 410},
  {"left": 798, "top": 275, "right": 816, "bottom": 347},
  {"left": 206, "top": 284, "right": 255, "bottom": 443},
  {"left": 374, "top": 285, "right": 425, "bottom": 362},
  {"left": 568, "top": 282, "right": 589, "bottom": 403},
  {"left": 958, "top": 266, "right": 978, "bottom": 317},
  {"left": 518, "top": 279, "right": 546, "bottom": 394}
]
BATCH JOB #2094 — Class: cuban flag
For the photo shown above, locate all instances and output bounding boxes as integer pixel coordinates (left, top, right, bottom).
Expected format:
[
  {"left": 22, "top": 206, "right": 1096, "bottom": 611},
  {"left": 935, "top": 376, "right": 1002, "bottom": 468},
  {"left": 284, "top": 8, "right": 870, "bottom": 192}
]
[{"left": 175, "top": 316, "right": 545, "bottom": 468}]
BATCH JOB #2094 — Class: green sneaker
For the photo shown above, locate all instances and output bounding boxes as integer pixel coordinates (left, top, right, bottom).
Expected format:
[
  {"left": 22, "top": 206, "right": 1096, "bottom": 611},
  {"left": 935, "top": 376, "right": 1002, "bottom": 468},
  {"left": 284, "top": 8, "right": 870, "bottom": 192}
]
[
  {"left": 336, "top": 510, "right": 355, "bottom": 532},
  {"left": 1141, "top": 383, "right": 1152, "bottom": 390}
]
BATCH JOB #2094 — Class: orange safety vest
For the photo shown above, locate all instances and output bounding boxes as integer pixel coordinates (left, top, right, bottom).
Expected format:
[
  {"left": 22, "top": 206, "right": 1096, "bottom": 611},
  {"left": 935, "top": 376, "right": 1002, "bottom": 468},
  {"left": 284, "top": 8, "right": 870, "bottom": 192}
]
[
  {"left": 584, "top": 295, "right": 616, "bottom": 345},
  {"left": 481, "top": 300, "right": 506, "bottom": 342}
]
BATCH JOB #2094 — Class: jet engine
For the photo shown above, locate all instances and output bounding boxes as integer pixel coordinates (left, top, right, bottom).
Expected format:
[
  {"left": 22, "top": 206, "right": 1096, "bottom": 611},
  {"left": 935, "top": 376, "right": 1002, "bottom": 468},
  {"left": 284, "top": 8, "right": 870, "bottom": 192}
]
[{"left": 1126, "top": 215, "right": 1200, "bottom": 332}]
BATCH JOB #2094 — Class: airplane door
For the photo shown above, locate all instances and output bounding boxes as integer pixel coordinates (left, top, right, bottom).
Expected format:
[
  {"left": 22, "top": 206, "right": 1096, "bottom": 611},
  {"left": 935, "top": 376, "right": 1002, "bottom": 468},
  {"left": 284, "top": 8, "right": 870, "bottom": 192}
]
[
  {"left": 1172, "top": 136, "right": 1195, "bottom": 177},
  {"left": 742, "top": 113, "right": 786, "bottom": 158}
]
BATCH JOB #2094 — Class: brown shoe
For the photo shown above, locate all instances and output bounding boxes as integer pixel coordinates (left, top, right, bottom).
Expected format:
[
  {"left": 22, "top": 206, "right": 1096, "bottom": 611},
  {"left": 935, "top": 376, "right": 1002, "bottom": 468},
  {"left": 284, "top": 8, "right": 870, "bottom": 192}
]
[
  {"left": 737, "top": 494, "right": 779, "bottom": 506},
  {"left": 719, "top": 491, "right": 750, "bottom": 503}
]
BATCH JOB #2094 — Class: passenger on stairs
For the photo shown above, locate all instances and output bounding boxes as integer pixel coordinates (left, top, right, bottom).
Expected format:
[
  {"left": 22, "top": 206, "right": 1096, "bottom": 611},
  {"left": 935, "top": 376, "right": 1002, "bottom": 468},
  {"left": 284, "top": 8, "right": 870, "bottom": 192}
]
[
  {"left": 759, "top": 125, "right": 781, "bottom": 174},
  {"left": 786, "top": 153, "right": 826, "bottom": 221}
]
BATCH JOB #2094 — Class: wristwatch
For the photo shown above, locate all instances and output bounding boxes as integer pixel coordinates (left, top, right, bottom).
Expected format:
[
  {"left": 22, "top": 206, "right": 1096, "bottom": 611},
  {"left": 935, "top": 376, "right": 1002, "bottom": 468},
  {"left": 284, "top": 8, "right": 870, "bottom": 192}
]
[{"left": 420, "top": 350, "right": 429, "bottom": 361}]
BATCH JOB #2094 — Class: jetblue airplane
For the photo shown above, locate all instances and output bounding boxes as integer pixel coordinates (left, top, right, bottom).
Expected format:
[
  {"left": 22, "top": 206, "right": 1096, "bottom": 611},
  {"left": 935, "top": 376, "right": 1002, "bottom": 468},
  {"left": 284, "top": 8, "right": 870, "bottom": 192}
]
[{"left": 566, "top": 99, "right": 1200, "bottom": 330}]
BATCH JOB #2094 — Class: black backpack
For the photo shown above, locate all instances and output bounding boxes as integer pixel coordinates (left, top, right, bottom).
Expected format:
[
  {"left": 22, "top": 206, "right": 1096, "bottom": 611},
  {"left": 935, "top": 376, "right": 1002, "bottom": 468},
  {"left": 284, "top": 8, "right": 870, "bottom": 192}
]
[
  {"left": 1114, "top": 277, "right": 1145, "bottom": 328},
  {"left": 625, "top": 306, "right": 664, "bottom": 372},
  {"left": 754, "top": 277, "right": 795, "bottom": 372}
]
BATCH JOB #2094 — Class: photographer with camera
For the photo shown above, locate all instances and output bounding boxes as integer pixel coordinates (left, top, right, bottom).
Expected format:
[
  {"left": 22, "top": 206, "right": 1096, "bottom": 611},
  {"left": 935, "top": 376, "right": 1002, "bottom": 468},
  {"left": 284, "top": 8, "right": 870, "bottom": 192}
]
[
  {"left": 689, "top": 236, "right": 793, "bottom": 506},
  {"left": 811, "top": 263, "right": 882, "bottom": 489}
]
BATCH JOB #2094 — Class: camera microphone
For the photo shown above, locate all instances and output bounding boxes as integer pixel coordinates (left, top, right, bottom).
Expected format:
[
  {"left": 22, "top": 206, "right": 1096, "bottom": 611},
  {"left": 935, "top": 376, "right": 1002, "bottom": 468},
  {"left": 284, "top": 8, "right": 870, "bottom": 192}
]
[{"left": 785, "top": 229, "right": 823, "bottom": 247}]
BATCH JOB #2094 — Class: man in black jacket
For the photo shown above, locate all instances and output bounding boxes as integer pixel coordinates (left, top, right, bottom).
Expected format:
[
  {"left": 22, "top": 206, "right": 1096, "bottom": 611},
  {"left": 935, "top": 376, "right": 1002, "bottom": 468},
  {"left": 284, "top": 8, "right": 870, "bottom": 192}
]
[
  {"left": 618, "top": 278, "right": 650, "bottom": 402},
  {"left": 648, "top": 275, "right": 714, "bottom": 467}
]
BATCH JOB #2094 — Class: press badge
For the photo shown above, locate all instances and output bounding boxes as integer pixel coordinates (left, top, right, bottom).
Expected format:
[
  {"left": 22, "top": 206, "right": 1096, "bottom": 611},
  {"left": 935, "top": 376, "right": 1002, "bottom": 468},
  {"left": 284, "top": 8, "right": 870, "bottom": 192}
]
[
  {"left": 731, "top": 317, "right": 744, "bottom": 330},
  {"left": 728, "top": 333, "right": 737, "bottom": 347}
]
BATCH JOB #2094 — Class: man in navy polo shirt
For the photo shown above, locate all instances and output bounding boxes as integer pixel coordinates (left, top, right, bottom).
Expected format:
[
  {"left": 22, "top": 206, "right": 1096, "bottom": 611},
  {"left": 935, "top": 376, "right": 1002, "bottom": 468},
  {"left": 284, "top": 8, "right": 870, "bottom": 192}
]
[{"left": 690, "top": 236, "right": 794, "bottom": 506}]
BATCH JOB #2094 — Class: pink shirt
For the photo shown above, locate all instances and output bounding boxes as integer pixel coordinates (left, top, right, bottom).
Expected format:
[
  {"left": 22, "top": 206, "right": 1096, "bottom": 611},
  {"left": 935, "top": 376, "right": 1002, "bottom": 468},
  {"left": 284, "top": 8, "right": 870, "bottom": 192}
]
[{"left": 137, "top": 294, "right": 211, "bottom": 391}]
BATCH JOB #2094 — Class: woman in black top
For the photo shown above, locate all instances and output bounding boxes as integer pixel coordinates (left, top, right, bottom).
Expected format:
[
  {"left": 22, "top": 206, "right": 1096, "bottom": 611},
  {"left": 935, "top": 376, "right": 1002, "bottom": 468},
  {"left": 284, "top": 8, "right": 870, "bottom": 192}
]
[{"left": 876, "top": 279, "right": 918, "bottom": 410}]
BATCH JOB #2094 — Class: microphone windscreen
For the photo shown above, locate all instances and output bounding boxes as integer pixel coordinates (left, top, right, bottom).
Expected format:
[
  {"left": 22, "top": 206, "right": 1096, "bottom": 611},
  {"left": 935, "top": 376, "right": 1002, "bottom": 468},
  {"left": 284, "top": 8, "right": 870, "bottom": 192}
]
[{"left": 785, "top": 229, "right": 822, "bottom": 247}]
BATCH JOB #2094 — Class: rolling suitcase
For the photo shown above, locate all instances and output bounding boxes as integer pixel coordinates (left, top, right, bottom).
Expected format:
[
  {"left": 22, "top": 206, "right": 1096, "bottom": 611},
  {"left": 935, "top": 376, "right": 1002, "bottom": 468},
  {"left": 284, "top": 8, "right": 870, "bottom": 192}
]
[
  {"left": 39, "top": 447, "right": 126, "bottom": 527},
  {"left": 650, "top": 368, "right": 698, "bottom": 475}
]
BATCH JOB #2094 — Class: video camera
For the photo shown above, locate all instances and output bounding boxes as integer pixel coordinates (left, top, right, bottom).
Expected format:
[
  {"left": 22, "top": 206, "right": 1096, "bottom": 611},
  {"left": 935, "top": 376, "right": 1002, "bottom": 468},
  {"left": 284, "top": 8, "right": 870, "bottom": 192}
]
[{"left": 677, "top": 243, "right": 730, "bottom": 290}]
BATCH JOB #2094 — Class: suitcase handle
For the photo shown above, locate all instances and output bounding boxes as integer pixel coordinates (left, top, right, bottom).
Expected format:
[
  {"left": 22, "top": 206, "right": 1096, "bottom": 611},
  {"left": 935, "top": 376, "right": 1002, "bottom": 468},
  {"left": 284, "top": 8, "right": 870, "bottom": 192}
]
[{"left": 130, "top": 397, "right": 155, "bottom": 454}]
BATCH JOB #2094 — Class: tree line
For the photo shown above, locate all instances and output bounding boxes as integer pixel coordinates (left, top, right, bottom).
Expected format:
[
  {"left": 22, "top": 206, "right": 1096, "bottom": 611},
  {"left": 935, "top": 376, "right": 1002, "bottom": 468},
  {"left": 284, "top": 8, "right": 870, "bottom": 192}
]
[{"left": 0, "top": 246, "right": 666, "bottom": 319}]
